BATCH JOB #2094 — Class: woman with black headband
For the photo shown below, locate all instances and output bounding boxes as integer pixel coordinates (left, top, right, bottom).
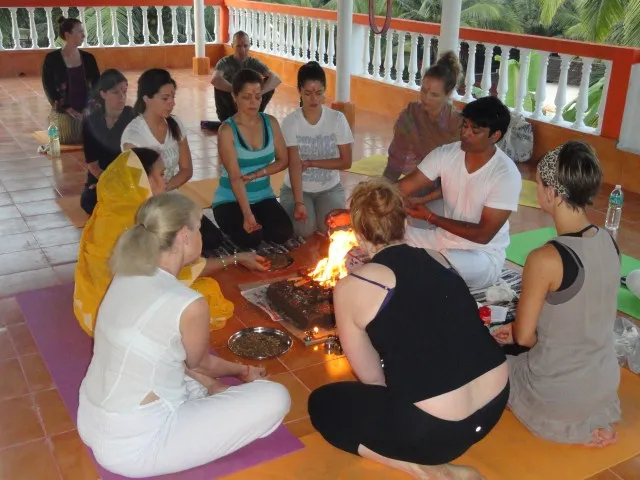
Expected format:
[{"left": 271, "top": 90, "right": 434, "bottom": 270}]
[{"left": 493, "top": 141, "right": 621, "bottom": 447}]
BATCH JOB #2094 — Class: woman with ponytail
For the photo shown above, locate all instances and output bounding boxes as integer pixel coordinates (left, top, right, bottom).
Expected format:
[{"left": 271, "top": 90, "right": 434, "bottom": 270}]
[
  {"left": 279, "top": 61, "right": 354, "bottom": 238},
  {"left": 73, "top": 147, "right": 269, "bottom": 337},
  {"left": 42, "top": 16, "right": 100, "bottom": 144},
  {"left": 384, "top": 51, "right": 462, "bottom": 205},
  {"left": 121, "top": 69, "right": 224, "bottom": 252},
  {"left": 77, "top": 191, "right": 290, "bottom": 477}
]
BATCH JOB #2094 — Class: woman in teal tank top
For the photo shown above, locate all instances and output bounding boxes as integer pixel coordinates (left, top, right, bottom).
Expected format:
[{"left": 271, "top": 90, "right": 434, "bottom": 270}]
[{"left": 213, "top": 69, "right": 292, "bottom": 249}]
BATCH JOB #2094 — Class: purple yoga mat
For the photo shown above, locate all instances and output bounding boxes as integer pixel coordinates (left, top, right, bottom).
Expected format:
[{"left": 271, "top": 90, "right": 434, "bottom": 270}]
[{"left": 16, "top": 283, "right": 303, "bottom": 480}]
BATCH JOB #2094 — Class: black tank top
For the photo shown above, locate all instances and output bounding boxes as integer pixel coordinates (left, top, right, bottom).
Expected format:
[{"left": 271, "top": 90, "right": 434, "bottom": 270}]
[{"left": 363, "top": 244, "right": 506, "bottom": 402}]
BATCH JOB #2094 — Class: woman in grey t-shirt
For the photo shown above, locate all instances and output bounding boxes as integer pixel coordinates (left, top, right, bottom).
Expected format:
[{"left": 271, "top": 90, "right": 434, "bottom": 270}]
[{"left": 280, "top": 62, "right": 354, "bottom": 238}]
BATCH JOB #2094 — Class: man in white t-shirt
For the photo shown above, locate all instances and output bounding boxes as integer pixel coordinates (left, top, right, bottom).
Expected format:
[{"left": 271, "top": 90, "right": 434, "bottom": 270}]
[{"left": 399, "top": 96, "right": 521, "bottom": 289}]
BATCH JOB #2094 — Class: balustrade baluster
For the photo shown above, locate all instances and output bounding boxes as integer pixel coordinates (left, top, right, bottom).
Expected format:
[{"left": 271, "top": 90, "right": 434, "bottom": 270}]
[
  {"left": 126, "top": 7, "right": 134, "bottom": 46},
  {"left": 408, "top": 33, "right": 419, "bottom": 87},
  {"left": 395, "top": 31, "right": 406, "bottom": 85},
  {"left": 462, "top": 41, "right": 478, "bottom": 102},
  {"left": 373, "top": 33, "right": 382, "bottom": 80},
  {"left": 421, "top": 35, "right": 432, "bottom": 76},
  {"left": 45, "top": 7, "right": 55, "bottom": 48},
  {"left": 96, "top": 7, "right": 104, "bottom": 47},
  {"left": 514, "top": 48, "right": 531, "bottom": 114},
  {"left": 479, "top": 44, "right": 494, "bottom": 98},
  {"left": 310, "top": 19, "right": 318, "bottom": 62},
  {"left": 327, "top": 22, "right": 335, "bottom": 68},
  {"left": 302, "top": 18, "right": 309, "bottom": 61},
  {"left": 319, "top": 20, "right": 327, "bottom": 66},
  {"left": 294, "top": 16, "right": 301, "bottom": 60},
  {"left": 596, "top": 60, "right": 612, "bottom": 135},
  {"left": 141, "top": 7, "right": 150, "bottom": 45},
  {"left": 285, "top": 15, "right": 293, "bottom": 58},
  {"left": 10, "top": 8, "right": 20, "bottom": 50},
  {"left": 572, "top": 57, "right": 594, "bottom": 129},
  {"left": 212, "top": 6, "right": 220, "bottom": 43},
  {"left": 362, "top": 30, "right": 371, "bottom": 78},
  {"left": 497, "top": 45, "right": 510, "bottom": 103},
  {"left": 170, "top": 6, "right": 178, "bottom": 45},
  {"left": 110, "top": 8, "right": 119, "bottom": 46},
  {"left": 78, "top": 7, "right": 86, "bottom": 46},
  {"left": 157, "top": 6, "right": 165, "bottom": 45},
  {"left": 532, "top": 51, "right": 550, "bottom": 119},
  {"left": 28, "top": 8, "right": 38, "bottom": 49},
  {"left": 383, "top": 30, "right": 394, "bottom": 83},
  {"left": 552, "top": 54, "right": 572, "bottom": 124},
  {"left": 186, "top": 7, "right": 193, "bottom": 44}
]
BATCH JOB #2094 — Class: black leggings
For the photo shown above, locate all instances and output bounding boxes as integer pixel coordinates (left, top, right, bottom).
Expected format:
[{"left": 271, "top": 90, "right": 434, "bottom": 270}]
[
  {"left": 308, "top": 381, "right": 509, "bottom": 466},
  {"left": 213, "top": 198, "right": 293, "bottom": 249},
  {"left": 80, "top": 186, "right": 97, "bottom": 215}
]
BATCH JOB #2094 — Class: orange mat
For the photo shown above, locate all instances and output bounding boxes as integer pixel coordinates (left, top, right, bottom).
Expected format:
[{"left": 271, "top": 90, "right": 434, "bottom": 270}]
[
  {"left": 223, "top": 368, "right": 640, "bottom": 480},
  {"left": 32, "top": 131, "right": 84, "bottom": 152},
  {"left": 178, "top": 171, "right": 287, "bottom": 209},
  {"left": 55, "top": 195, "right": 89, "bottom": 228}
]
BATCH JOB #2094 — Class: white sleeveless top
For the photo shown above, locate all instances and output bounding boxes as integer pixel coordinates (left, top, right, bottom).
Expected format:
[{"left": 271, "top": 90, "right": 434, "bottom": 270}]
[{"left": 80, "top": 269, "right": 201, "bottom": 413}]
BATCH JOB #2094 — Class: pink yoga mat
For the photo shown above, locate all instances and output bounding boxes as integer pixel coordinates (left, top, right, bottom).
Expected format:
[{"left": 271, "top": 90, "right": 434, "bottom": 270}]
[{"left": 16, "top": 283, "right": 303, "bottom": 480}]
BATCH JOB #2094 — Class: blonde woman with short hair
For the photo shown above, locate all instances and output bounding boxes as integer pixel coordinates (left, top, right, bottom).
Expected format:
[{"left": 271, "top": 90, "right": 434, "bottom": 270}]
[{"left": 77, "top": 192, "right": 291, "bottom": 478}]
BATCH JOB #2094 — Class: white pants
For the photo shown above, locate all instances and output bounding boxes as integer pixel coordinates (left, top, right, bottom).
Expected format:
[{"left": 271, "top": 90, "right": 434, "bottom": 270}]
[
  {"left": 405, "top": 226, "right": 503, "bottom": 289},
  {"left": 77, "top": 379, "right": 291, "bottom": 478}
]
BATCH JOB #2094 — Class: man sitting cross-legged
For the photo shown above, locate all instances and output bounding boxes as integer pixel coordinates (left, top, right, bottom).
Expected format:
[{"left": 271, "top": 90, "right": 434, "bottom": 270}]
[{"left": 399, "top": 96, "right": 522, "bottom": 289}]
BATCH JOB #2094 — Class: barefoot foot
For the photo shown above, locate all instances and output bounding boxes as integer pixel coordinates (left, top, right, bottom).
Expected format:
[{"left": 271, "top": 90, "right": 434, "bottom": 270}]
[{"left": 585, "top": 427, "right": 618, "bottom": 447}]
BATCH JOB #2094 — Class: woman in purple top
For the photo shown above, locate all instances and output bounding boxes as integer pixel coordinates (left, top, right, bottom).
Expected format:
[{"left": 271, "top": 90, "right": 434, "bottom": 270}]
[{"left": 42, "top": 16, "right": 100, "bottom": 144}]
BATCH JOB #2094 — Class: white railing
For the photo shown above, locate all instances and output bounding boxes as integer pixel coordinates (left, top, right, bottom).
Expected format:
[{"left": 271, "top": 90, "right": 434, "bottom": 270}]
[
  {"left": 0, "top": 5, "right": 221, "bottom": 50},
  {"left": 227, "top": 6, "right": 337, "bottom": 69},
  {"left": 226, "top": 5, "right": 620, "bottom": 136}
]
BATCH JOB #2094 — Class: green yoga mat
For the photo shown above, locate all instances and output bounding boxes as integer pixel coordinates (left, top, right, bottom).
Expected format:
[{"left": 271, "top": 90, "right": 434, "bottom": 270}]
[{"left": 507, "top": 227, "right": 640, "bottom": 319}]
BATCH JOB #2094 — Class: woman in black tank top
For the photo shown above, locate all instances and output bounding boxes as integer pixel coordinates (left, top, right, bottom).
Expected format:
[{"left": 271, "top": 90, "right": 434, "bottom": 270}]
[{"left": 308, "top": 180, "right": 508, "bottom": 479}]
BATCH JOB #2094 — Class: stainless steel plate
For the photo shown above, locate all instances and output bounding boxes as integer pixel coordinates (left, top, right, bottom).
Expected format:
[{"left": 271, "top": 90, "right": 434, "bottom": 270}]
[{"left": 228, "top": 327, "right": 293, "bottom": 360}]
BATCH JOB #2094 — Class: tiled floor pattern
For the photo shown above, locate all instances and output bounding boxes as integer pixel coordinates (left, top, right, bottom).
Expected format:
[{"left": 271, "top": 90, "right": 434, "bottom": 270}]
[{"left": 1, "top": 70, "right": 640, "bottom": 479}]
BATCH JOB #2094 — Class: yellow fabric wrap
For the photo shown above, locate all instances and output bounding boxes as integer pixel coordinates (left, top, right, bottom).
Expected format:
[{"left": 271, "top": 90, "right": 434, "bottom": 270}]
[{"left": 73, "top": 149, "right": 233, "bottom": 336}]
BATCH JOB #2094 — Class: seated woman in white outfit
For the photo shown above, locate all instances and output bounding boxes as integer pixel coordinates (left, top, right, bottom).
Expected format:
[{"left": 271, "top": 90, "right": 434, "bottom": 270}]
[
  {"left": 77, "top": 192, "right": 291, "bottom": 478},
  {"left": 121, "top": 68, "right": 224, "bottom": 252}
]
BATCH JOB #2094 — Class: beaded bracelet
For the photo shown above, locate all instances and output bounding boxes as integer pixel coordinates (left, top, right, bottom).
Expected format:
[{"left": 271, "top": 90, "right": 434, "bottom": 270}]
[
  {"left": 221, "top": 256, "right": 227, "bottom": 270},
  {"left": 233, "top": 253, "right": 238, "bottom": 267}
]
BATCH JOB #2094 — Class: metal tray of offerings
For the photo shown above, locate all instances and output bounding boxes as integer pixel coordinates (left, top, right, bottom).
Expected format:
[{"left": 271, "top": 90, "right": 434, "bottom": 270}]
[{"left": 228, "top": 327, "right": 293, "bottom": 360}]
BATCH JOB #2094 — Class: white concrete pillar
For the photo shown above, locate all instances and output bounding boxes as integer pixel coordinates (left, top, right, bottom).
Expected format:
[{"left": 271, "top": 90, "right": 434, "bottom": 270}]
[
  {"left": 438, "top": 0, "right": 462, "bottom": 59},
  {"left": 194, "top": 0, "right": 206, "bottom": 57},
  {"left": 618, "top": 64, "right": 640, "bottom": 155},
  {"left": 336, "top": 0, "right": 353, "bottom": 102}
]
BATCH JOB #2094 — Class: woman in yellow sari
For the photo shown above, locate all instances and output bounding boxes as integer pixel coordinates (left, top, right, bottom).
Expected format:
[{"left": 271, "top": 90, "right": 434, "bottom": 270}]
[{"left": 74, "top": 147, "right": 268, "bottom": 336}]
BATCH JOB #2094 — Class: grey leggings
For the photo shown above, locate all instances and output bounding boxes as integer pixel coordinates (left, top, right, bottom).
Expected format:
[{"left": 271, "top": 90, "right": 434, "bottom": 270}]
[{"left": 279, "top": 183, "right": 346, "bottom": 238}]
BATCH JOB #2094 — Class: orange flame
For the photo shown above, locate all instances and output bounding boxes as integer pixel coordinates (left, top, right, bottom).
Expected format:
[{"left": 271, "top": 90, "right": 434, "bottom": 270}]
[{"left": 308, "top": 229, "right": 358, "bottom": 288}]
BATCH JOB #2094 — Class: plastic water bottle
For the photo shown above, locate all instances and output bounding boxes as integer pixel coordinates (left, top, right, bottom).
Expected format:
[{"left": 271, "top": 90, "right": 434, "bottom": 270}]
[
  {"left": 605, "top": 185, "right": 624, "bottom": 235},
  {"left": 47, "top": 120, "right": 60, "bottom": 157}
]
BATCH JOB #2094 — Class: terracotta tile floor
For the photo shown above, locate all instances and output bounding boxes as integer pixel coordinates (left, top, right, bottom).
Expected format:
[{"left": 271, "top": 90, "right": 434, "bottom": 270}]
[{"left": 1, "top": 69, "right": 640, "bottom": 479}]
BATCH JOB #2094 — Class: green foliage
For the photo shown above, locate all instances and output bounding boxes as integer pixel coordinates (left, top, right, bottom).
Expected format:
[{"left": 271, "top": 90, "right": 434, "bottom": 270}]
[
  {"left": 539, "top": 0, "right": 640, "bottom": 46},
  {"left": 562, "top": 76, "right": 604, "bottom": 126}
]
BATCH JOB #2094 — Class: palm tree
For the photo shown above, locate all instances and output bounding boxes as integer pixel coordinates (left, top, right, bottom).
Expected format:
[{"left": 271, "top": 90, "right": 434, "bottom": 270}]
[{"left": 539, "top": 0, "right": 640, "bottom": 46}]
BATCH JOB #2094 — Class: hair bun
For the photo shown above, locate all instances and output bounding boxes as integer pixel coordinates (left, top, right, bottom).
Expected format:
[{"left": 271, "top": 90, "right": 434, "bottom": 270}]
[
  {"left": 57, "top": 15, "right": 66, "bottom": 25},
  {"left": 436, "top": 51, "right": 462, "bottom": 83}
]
